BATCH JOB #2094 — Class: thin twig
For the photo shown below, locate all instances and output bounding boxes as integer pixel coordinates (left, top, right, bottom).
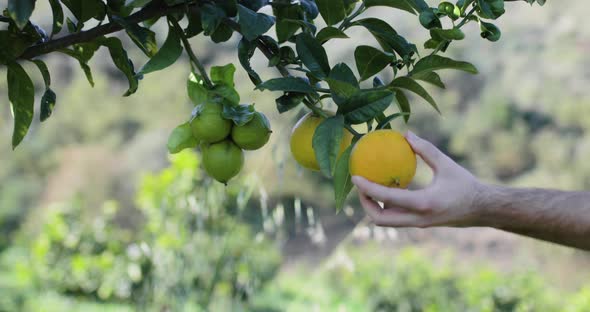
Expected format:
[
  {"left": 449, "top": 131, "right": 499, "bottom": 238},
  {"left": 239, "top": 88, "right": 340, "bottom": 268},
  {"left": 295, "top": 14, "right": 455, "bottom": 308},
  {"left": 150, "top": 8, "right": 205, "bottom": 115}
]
[{"left": 169, "top": 16, "right": 213, "bottom": 88}]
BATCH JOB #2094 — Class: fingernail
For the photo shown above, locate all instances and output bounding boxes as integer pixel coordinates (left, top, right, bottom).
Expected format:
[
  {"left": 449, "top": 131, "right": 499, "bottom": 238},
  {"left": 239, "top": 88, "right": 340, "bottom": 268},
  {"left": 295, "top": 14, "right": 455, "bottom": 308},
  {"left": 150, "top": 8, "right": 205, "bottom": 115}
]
[
  {"left": 351, "top": 176, "right": 362, "bottom": 184},
  {"left": 406, "top": 131, "right": 418, "bottom": 141}
]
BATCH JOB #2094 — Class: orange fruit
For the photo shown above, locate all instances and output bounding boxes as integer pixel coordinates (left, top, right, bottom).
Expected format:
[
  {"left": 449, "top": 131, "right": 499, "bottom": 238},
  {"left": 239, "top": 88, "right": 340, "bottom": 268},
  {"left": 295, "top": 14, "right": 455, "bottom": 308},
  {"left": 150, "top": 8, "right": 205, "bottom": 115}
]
[
  {"left": 289, "top": 112, "right": 353, "bottom": 171},
  {"left": 349, "top": 130, "right": 416, "bottom": 188}
]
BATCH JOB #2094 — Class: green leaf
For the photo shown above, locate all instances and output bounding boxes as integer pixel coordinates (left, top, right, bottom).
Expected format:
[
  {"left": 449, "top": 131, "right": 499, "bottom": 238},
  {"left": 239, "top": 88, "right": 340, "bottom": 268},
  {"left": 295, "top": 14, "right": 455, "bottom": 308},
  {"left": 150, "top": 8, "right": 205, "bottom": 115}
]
[
  {"left": 185, "top": 6, "right": 203, "bottom": 38},
  {"left": 40, "top": 88, "right": 57, "bottom": 122},
  {"left": 31, "top": 59, "right": 57, "bottom": 122},
  {"left": 333, "top": 144, "right": 354, "bottom": 212},
  {"left": 278, "top": 46, "right": 298, "bottom": 65},
  {"left": 412, "top": 71, "right": 445, "bottom": 89},
  {"left": 31, "top": 59, "right": 51, "bottom": 87},
  {"left": 98, "top": 37, "right": 139, "bottom": 96},
  {"left": 167, "top": 122, "right": 199, "bottom": 154},
  {"left": 273, "top": 4, "right": 301, "bottom": 43},
  {"left": 430, "top": 27, "right": 465, "bottom": 41},
  {"left": 410, "top": 55, "right": 478, "bottom": 77},
  {"left": 257, "top": 77, "right": 315, "bottom": 93},
  {"left": 137, "top": 23, "right": 183, "bottom": 76},
  {"left": 351, "top": 18, "right": 415, "bottom": 57},
  {"left": 237, "top": 4, "right": 275, "bottom": 41},
  {"left": 316, "top": 27, "right": 349, "bottom": 44},
  {"left": 381, "top": 34, "right": 417, "bottom": 58},
  {"left": 107, "top": 0, "right": 131, "bottom": 15},
  {"left": 477, "top": 0, "right": 505, "bottom": 19},
  {"left": 301, "top": 0, "right": 320, "bottom": 18},
  {"left": 312, "top": 115, "right": 345, "bottom": 177},
  {"left": 48, "top": 0, "right": 64, "bottom": 36},
  {"left": 480, "top": 21, "right": 501, "bottom": 42},
  {"left": 326, "top": 63, "right": 359, "bottom": 105},
  {"left": 394, "top": 91, "right": 411, "bottom": 122},
  {"left": 363, "top": 0, "right": 416, "bottom": 15},
  {"left": 0, "top": 31, "right": 28, "bottom": 63},
  {"left": 211, "top": 64, "right": 236, "bottom": 87},
  {"left": 60, "top": 0, "right": 105, "bottom": 23},
  {"left": 58, "top": 43, "right": 100, "bottom": 87},
  {"left": 410, "top": 0, "right": 429, "bottom": 12},
  {"left": 276, "top": 92, "right": 305, "bottom": 113},
  {"left": 113, "top": 16, "right": 158, "bottom": 57},
  {"left": 240, "top": 0, "right": 269, "bottom": 12},
  {"left": 280, "top": 18, "right": 317, "bottom": 35},
  {"left": 215, "top": 0, "right": 239, "bottom": 17},
  {"left": 210, "top": 23, "right": 234, "bottom": 43},
  {"left": 79, "top": 62, "right": 95, "bottom": 86},
  {"left": 187, "top": 72, "right": 209, "bottom": 106},
  {"left": 237, "top": 38, "right": 262, "bottom": 86},
  {"left": 201, "top": 3, "right": 227, "bottom": 36},
  {"left": 296, "top": 32, "right": 331, "bottom": 79},
  {"left": 419, "top": 9, "right": 442, "bottom": 29},
  {"left": 390, "top": 77, "right": 439, "bottom": 113},
  {"left": 338, "top": 90, "right": 394, "bottom": 124},
  {"left": 7, "top": 62, "right": 34, "bottom": 149},
  {"left": 315, "top": 0, "right": 346, "bottom": 26},
  {"left": 354, "top": 45, "right": 394, "bottom": 81},
  {"left": 351, "top": 17, "right": 398, "bottom": 37},
  {"left": 222, "top": 104, "right": 256, "bottom": 126},
  {"left": 124, "top": 0, "right": 151, "bottom": 8},
  {"left": 209, "top": 85, "right": 240, "bottom": 106},
  {"left": 8, "top": 0, "right": 35, "bottom": 30},
  {"left": 376, "top": 112, "right": 408, "bottom": 129}
]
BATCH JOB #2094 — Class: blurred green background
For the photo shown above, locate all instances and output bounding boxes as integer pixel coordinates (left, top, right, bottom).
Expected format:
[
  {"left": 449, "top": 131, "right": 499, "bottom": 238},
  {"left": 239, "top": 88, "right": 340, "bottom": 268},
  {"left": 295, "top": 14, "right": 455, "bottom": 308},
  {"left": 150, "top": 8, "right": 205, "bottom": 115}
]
[{"left": 1, "top": 0, "right": 590, "bottom": 311}]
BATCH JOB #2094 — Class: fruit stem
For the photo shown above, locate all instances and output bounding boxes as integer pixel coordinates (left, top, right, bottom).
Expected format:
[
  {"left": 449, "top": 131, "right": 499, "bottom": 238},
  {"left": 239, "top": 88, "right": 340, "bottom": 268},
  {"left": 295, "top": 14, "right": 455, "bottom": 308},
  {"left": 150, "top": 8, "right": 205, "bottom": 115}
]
[
  {"left": 169, "top": 16, "right": 214, "bottom": 88},
  {"left": 429, "top": 6, "right": 477, "bottom": 56},
  {"left": 314, "top": 87, "right": 332, "bottom": 93},
  {"left": 339, "top": 3, "right": 366, "bottom": 31}
]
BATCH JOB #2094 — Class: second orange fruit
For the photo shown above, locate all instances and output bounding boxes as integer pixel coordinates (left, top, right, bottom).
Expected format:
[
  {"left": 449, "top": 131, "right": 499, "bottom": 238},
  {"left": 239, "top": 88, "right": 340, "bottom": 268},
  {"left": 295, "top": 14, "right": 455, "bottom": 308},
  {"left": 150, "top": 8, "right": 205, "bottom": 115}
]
[
  {"left": 290, "top": 112, "right": 353, "bottom": 171},
  {"left": 349, "top": 130, "right": 416, "bottom": 188}
]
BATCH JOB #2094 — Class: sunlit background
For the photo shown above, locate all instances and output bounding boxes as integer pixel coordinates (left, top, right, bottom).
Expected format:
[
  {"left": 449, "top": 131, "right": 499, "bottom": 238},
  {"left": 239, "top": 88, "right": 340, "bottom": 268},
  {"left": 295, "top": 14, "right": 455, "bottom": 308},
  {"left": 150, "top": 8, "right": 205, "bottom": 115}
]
[{"left": 1, "top": 0, "right": 590, "bottom": 311}]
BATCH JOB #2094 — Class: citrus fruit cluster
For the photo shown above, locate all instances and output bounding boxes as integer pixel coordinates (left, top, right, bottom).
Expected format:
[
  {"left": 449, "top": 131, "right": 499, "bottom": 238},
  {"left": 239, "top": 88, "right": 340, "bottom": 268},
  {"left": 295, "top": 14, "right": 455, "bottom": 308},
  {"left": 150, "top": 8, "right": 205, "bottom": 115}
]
[
  {"left": 191, "top": 102, "right": 271, "bottom": 184},
  {"left": 289, "top": 112, "right": 416, "bottom": 189}
]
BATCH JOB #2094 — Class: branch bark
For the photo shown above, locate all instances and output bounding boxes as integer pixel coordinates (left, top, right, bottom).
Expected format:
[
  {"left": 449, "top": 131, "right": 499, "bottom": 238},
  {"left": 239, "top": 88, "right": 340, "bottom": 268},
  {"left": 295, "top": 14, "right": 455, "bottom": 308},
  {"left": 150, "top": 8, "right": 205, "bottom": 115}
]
[{"left": 19, "top": 1, "right": 195, "bottom": 59}]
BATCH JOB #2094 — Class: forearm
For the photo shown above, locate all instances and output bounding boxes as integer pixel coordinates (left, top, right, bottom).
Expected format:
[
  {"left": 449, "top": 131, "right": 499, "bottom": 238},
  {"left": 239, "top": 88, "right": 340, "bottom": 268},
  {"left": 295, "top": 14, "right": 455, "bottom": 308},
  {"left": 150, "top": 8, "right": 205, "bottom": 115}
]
[{"left": 475, "top": 184, "right": 590, "bottom": 250}]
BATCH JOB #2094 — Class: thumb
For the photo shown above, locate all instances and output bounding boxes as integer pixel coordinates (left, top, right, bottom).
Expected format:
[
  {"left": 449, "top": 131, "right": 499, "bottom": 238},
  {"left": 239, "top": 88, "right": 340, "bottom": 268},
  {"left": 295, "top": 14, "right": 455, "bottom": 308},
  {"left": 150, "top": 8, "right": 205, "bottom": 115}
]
[{"left": 405, "top": 131, "right": 447, "bottom": 171}]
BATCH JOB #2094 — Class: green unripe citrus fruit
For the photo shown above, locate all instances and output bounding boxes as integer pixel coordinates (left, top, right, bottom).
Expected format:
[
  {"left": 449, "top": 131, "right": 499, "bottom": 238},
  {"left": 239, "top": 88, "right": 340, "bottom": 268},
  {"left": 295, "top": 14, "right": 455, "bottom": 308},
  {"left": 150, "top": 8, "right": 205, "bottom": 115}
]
[
  {"left": 231, "top": 112, "right": 272, "bottom": 150},
  {"left": 202, "top": 140, "right": 244, "bottom": 184},
  {"left": 191, "top": 102, "right": 232, "bottom": 143}
]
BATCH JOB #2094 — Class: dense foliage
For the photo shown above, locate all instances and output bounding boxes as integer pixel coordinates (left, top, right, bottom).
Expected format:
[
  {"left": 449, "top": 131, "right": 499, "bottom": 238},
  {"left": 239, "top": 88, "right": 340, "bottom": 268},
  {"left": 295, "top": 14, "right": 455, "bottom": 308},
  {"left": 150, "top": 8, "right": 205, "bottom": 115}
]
[{"left": 1, "top": 0, "right": 546, "bottom": 207}]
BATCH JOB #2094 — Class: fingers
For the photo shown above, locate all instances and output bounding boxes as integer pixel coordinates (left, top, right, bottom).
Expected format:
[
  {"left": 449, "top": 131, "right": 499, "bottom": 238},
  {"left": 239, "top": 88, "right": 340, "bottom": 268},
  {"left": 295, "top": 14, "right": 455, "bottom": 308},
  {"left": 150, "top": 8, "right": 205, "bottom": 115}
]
[
  {"left": 405, "top": 131, "right": 448, "bottom": 172},
  {"left": 352, "top": 176, "right": 427, "bottom": 210},
  {"left": 358, "top": 192, "right": 424, "bottom": 227}
]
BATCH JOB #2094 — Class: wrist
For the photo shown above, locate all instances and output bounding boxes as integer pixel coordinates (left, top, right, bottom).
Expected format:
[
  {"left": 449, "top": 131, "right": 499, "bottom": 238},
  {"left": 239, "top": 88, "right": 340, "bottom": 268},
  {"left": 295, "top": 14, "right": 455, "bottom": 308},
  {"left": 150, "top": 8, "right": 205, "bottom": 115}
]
[{"left": 469, "top": 182, "right": 499, "bottom": 227}]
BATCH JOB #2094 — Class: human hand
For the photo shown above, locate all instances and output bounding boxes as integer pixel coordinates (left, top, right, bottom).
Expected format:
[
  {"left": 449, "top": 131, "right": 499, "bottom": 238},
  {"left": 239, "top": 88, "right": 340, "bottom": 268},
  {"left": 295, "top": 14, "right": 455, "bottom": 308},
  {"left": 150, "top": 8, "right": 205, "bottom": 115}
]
[{"left": 352, "top": 131, "right": 485, "bottom": 228}]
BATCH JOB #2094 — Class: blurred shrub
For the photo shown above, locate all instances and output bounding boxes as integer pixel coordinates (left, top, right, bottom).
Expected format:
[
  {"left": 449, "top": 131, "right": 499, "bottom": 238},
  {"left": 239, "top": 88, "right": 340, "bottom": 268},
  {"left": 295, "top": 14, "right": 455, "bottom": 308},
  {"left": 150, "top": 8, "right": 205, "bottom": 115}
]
[
  {"left": 253, "top": 244, "right": 589, "bottom": 312},
  {"left": 0, "top": 151, "right": 280, "bottom": 311}
]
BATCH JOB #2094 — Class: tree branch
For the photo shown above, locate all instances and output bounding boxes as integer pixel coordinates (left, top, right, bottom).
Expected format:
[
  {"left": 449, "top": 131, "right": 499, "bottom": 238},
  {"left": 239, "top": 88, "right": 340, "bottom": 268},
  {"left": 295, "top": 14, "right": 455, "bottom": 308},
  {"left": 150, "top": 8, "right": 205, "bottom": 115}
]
[
  {"left": 170, "top": 16, "right": 213, "bottom": 88},
  {"left": 18, "top": 1, "right": 196, "bottom": 60}
]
